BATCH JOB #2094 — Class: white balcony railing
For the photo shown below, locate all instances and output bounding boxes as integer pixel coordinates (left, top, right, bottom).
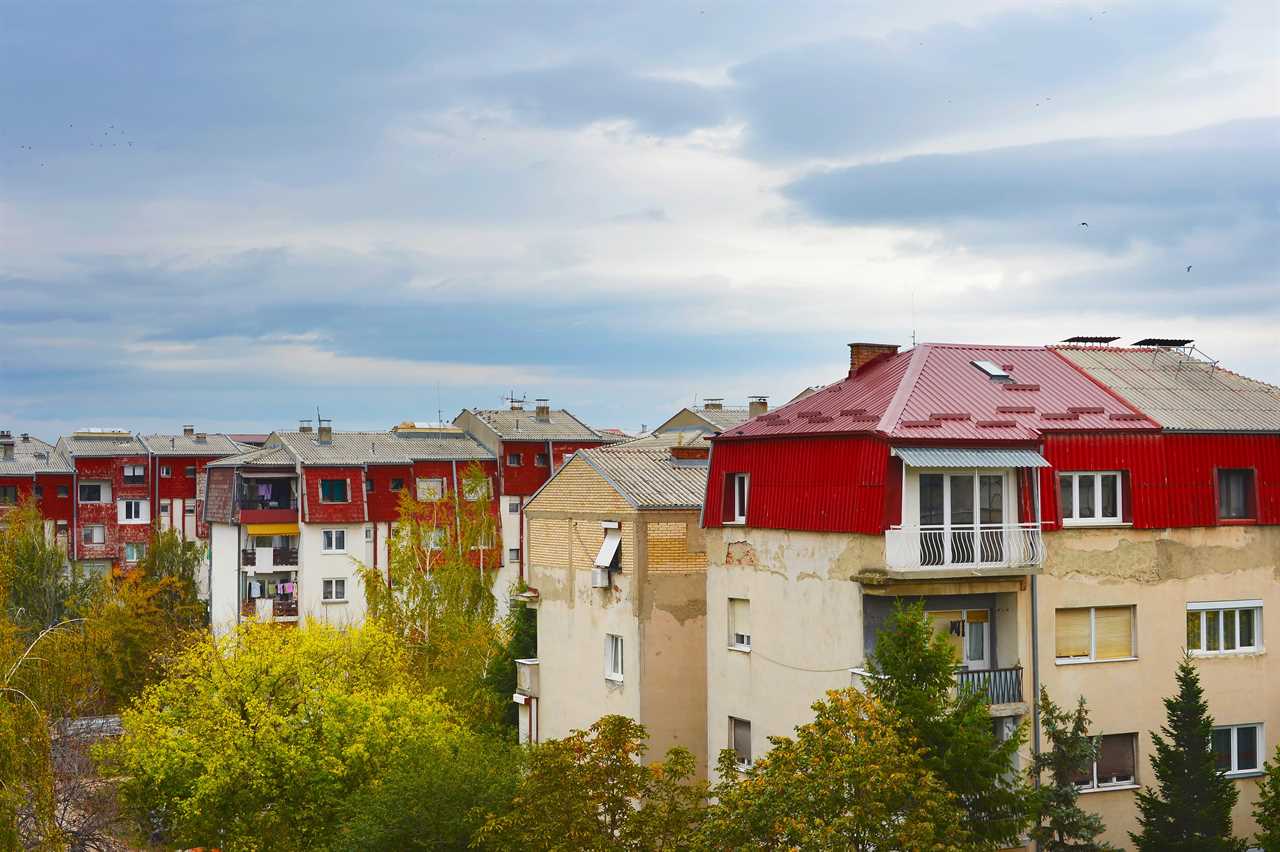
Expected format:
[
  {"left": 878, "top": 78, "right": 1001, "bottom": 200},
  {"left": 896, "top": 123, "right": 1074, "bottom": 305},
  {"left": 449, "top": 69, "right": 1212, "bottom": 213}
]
[{"left": 885, "top": 523, "right": 1044, "bottom": 570}]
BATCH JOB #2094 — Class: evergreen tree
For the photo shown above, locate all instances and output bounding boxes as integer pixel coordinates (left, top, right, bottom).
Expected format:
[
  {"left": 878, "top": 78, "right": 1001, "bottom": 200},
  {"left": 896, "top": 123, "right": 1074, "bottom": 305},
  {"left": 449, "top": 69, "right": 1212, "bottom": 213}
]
[
  {"left": 867, "top": 601, "right": 1029, "bottom": 848},
  {"left": 1130, "top": 655, "right": 1245, "bottom": 851},
  {"left": 1028, "top": 687, "right": 1117, "bottom": 850},
  {"left": 1255, "top": 744, "right": 1280, "bottom": 852}
]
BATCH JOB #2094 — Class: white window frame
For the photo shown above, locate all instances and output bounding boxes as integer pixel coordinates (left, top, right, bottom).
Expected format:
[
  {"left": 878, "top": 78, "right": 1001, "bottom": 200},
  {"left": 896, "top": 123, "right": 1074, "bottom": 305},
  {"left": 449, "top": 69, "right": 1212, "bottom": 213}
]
[
  {"left": 78, "top": 481, "right": 110, "bottom": 504},
  {"left": 321, "top": 529, "right": 346, "bottom": 553},
  {"left": 1059, "top": 471, "right": 1123, "bottom": 526},
  {"left": 1187, "top": 600, "right": 1263, "bottom": 655},
  {"left": 728, "top": 597, "right": 751, "bottom": 651},
  {"left": 506, "top": 452, "right": 522, "bottom": 466},
  {"left": 159, "top": 499, "right": 171, "bottom": 514},
  {"left": 508, "top": 499, "right": 521, "bottom": 515},
  {"left": 508, "top": 547, "right": 520, "bottom": 563},
  {"left": 1055, "top": 605, "right": 1137, "bottom": 664},
  {"left": 184, "top": 503, "right": 195, "bottom": 516},
  {"left": 124, "top": 542, "right": 145, "bottom": 563},
  {"left": 534, "top": 453, "right": 550, "bottom": 468},
  {"left": 322, "top": 577, "right": 347, "bottom": 602},
  {"left": 728, "top": 473, "right": 749, "bottom": 525},
  {"left": 318, "top": 478, "right": 349, "bottom": 504},
  {"left": 364, "top": 525, "right": 373, "bottom": 542},
  {"left": 1075, "top": 732, "right": 1138, "bottom": 792},
  {"left": 81, "top": 524, "right": 106, "bottom": 545},
  {"left": 120, "top": 499, "right": 147, "bottom": 523},
  {"left": 416, "top": 477, "right": 445, "bottom": 501},
  {"left": 160, "top": 465, "right": 172, "bottom": 478},
  {"left": 123, "top": 464, "right": 146, "bottom": 484},
  {"left": 729, "top": 716, "right": 752, "bottom": 770},
  {"left": 604, "top": 633, "right": 624, "bottom": 682},
  {"left": 1212, "top": 723, "right": 1264, "bottom": 776}
]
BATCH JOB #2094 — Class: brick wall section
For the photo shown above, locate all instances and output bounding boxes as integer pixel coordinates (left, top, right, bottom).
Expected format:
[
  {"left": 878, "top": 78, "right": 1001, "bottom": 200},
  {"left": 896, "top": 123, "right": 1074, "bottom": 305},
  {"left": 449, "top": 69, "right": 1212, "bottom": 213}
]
[
  {"left": 646, "top": 519, "right": 707, "bottom": 571},
  {"left": 527, "top": 518, "right": 570, "bottom": 567},
  {"left": 303, "top": 466, "right": 367, "bottom": 524},
  {"left": 524, "top": 457, "right": 631, "bottom": 515},
  {"left": 570, "top": 518, "right": 637, "bottom": 573}
]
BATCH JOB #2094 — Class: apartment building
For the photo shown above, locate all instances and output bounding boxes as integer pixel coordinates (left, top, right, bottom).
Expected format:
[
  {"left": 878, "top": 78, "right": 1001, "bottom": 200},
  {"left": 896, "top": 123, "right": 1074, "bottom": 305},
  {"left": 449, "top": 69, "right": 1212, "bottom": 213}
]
[
  {"left": 204, "top": 421, "right": 498, "bottom": 635},
  {"left": 702, "top": 340, "right": 1278, "bottom": 845},
  {"left": 520, "top": 431, "right": 711, "bottom": 770},
  {"left": 454, "top": 400, "right": 617, "bottom": 612},
  {"left": 0, "top": 431, "right": 75, "bottom": 547},
  {"left": 140, "top": 428, "right": 244, "bottom": 543}
]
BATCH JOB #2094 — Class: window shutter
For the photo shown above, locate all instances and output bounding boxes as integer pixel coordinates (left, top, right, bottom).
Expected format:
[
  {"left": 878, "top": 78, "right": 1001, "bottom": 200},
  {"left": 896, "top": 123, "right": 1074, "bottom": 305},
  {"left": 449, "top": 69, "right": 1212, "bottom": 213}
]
[
  {"left": 1120, "top": 470, "right": 1133, "bottom": 524},
  {"left": 1097, "top": 734, "right": 1135, "bottom": 782},
  {"left": 1055, "top": 608, "right": 1091, "bottom": 658},
  {"left": 722, "top": 474, "right": 735, "bottom": 523},
  {"left": 1094, "top": 607, "right": 1134, "bottom": 659}
]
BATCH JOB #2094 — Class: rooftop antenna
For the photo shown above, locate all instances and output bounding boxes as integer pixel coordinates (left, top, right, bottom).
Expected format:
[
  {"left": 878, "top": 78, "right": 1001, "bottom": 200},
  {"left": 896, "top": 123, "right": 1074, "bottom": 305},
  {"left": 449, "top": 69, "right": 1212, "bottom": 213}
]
[
  {"left": 911, "top": 287, "right": 917, "bottom": 348},
  {"left": 436, "top": 381, "right": 443, "bottom": 425}
]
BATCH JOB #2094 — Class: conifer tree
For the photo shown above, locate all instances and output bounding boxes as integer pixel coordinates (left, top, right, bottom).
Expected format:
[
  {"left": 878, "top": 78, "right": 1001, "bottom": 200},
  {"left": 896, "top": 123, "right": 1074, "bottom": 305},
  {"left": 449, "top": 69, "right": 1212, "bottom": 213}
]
[
  {"left": 1028, "top": 687, "right": 1117, "bottom": 850},
  {"left": 1254, "top": 744, "right": 1280, "bottom": 852},
  {"left": 1130, "top": 655, "right": 1245, "bottom": 851}
]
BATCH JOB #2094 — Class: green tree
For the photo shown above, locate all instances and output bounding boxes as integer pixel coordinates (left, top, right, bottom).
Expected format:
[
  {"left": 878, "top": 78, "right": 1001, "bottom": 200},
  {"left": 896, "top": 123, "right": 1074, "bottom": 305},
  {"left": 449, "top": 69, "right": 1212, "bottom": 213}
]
[
  {"left": 483, "top": 595, "right": 537, "bottom": 729},
  {"left": 867, "top": 601, "right": 1029, "bottom": 847},
  {"left": 0, "top": 499, "right": 89, "bottom": 638},
  {"left": 698, "top": 688, "right": 972, "bottom": 851},
  {"left": 1029, "top": 687, "right": 1117, "bottom": 850},
  {"left": 1251, "top": 744, "right": 1280, "bottom": 852},
  {"left": 134, "top": 524, "right": 207, "bottom": 631},
  {"left": 1131, "top": 655, "right": 1245, "bottom": 851},
  {"left": 99, "top": 621, "right": 515, "bottom": 852},
  {"left": 475, "top": 714, "right": 706, "bottom": 851},
  {"left": 0, "top": 621, "right": 57, "bottom": 849}
]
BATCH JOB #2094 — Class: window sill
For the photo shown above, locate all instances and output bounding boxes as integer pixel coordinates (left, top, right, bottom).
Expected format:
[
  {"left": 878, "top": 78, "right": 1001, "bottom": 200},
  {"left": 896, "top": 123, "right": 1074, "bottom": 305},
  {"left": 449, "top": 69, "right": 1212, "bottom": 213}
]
[
  {"left": 1078, "top": 783, "right": 1140, "bottom": 795},
  {"left": 1217, "top": 518, "right": 1257, "bottom": 526},
  {"left": 1061, "top": 520, "right": 1130, "bottom": 529},
  {"left": 1223, "top": 770, "right": 1265, "bottom": 780},
  {"left": 321, "top": 551, "right": 347, "bottom": 556},
  {"left": 728, "top": 645, "right": 752, "bottom": 654},
  {"left": 604, "top": 675, "right": 624, "bottom": 685},
  {"left": 321, "top": 599, "right": 348, "bottom": 605},
  {"left": 723, "top": 520, "right": 746, "bottom": 527},
  {"left": 1190, "top": 649, "right": 1265, "bottom": 658},
  {"left": 1055, "top": 656, "right": 1138, "bottom": 666}
]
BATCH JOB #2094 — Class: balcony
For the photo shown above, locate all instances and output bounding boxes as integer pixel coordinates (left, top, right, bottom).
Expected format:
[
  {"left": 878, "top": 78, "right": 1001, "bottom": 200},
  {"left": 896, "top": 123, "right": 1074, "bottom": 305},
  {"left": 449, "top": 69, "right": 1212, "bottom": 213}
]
[
  {"left": 241, "top": 596, "right": 299, "bottom": 621},
  {"left": 514, "top": 659, "right": 539, "bottom": 697},
  {"left": 956, "top": 666, "right": 1023, "bottom": 706},
  {"left": 885, "top": 523, "right": 1043, "bottom": 572},
  {"left": 241, "top": 548, "right": 298, "bottom": 568},
  {"left": 239, "top": 497, "right": 298, "bottom": 511}
]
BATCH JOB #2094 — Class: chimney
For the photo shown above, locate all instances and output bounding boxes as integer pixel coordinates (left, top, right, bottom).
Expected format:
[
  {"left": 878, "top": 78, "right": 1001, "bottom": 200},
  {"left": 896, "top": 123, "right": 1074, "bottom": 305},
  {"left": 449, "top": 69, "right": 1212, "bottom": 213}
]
[
  {"left": 183, "top": 424, "right": 195, "bottom": 437},
  {"left": 535, "top": 399, "right": 551, "bottom": 422},
  {"left": 20, "top": 433, "right": 30, "bottom": 442},
  {"left": 848, "top": 342, "right": 899, "bottom": 377},
  {"left": 509, "top": 399, "right": 524, "bottom": 411},
  {"left": 317, "top": 419, "right": 333, "bottom": 445},
  {"left": 299, "top": 419, "right": 313, "bottom": 433},
  {"left": 703, "top": 398, "right": 724, "bottom": 411},
  {"left": 748, "top": 396, "right": 769, "bottom": 418},
  {"left": 194, "top": 433, "right": 208, "bottom": 444},
  {"left": 0, "top": 431, "right": 13, "bottom": 461}
]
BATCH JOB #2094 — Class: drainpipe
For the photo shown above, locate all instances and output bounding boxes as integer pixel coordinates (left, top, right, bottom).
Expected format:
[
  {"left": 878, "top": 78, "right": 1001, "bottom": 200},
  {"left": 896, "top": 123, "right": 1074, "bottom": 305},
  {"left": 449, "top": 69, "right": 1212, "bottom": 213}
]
[
  {"left": 71, "top": 466, "right": 78, "bottom": 563},
  {"left": 1030, "top": 465, "right": 1043, "bottom": 779},
  {"left": 451, "top": 459, "right": 462, "bottom": 547}
]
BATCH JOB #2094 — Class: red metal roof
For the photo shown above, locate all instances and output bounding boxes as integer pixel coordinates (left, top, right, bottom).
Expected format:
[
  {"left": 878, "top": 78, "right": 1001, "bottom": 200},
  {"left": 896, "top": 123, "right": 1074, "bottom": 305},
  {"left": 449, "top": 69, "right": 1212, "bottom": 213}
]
[{"left": 721, "top": 343, "right": 1156, "bottom": 442}]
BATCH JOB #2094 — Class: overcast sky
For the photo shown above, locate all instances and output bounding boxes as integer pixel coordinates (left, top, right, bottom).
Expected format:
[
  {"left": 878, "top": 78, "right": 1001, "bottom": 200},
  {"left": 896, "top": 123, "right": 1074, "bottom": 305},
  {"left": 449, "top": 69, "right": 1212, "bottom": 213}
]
[{"left": 2, "top": 1, "right": 1276, "bottom": 438}]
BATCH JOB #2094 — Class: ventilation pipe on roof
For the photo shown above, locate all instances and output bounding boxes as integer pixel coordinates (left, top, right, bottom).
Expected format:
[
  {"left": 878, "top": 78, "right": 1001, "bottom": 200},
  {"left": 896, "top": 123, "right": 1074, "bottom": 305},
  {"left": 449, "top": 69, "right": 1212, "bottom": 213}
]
[
  {"left": 703, "top": 398, "right": 724, "bottom": 411},
  {"left": 0, "top": 432, "right": 13, "bottom": 461},
  {"left": 183, "top": 425, "right": 195, "bottom": 436},
  {"left": 19, "top": 433, "right": 30, "bottom": 442},
  {"left": 317, "top": 419, "right": 333, "bottom": 445},
  {"left": 195, "top": 433, "right": 208, "bottom": 443},
  {"left": 535, "top": 399, "right": 551, "bottom": 422},
  {"left": 848, "top": 342, "right": 899, "bottom": 377},
  {"left": 299, "top": 419, "right": 313, "bottom": 433},
  {"left": 748, "top": 396, "right": 769, "bottom": 418}
]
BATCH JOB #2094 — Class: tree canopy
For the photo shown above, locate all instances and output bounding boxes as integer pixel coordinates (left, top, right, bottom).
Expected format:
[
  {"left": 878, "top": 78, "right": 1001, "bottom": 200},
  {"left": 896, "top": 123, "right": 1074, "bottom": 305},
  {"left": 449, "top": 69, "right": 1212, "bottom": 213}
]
[{"left": 1028, "top": 686, "right": 1117, "bottom": 851}]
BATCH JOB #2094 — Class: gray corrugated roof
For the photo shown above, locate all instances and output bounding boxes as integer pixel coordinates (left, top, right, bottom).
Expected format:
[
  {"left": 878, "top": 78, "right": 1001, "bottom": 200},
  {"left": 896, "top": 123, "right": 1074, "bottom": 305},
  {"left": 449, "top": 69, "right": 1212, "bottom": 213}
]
[
  {"left": 580, "top": 446, "right": 707, "bottom": 510},
  {"left": 1056, "top": 347, "right": 1280, "bottom": 432},
  {"left": 207, "top": 444, "right": 298, "bottom": 468},
  {"left": 139, "top": 433, "right": 246, "bottom": 456},
  {"left": 610, "top": 431, "right": 713, "bottom": 450},
  {"left": 0, "top": 435, "right": 74, "bottom": 475},
  {"left": 892, "top": 446, "right": 1050, "bottom": 468},
  {"left": 273, "top": 431, "right": 493, "bottom": 465},
  {"left": 467, "top": 408, "right": 606, "bottom": 441},
  {"left": 689, "top": 406, "right": 750, "bottom": 431},
  {"left": 56, "top": 434, "right": 147, "bottom": 457}
]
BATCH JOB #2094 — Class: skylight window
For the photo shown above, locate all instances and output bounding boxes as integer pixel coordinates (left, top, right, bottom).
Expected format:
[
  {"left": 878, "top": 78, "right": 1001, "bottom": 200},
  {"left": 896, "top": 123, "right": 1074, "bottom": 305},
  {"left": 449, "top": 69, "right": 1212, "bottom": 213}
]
[{"left": 972, "top": 360, "right": 1011, "bottom": 380}]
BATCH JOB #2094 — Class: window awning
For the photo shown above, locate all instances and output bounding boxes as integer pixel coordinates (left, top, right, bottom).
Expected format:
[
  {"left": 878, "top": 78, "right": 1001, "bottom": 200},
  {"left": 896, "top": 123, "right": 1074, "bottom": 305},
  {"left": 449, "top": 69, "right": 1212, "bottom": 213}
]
[
  {"left": 594, "top": 527, "right": 622, "bottom": 569},
  {"left": 891, "top": 447, "right": 1049, "bottom": 468},
  {"left": 246, "top": 522, "right": 300, "bottom": 536}
]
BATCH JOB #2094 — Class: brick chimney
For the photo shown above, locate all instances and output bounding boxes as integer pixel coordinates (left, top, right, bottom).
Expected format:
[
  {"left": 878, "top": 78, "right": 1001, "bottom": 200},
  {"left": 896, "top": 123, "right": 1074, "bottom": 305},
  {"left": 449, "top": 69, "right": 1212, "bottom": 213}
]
[
  {"left": 535, "top": 399, "right": 551, "bottom": 422},
  {"left": 748, "top": 396, "right": 768, "bottom": 418},
  {"left": 848, "top": 342, "right": 899, "bottom": 377},
  {"left": 299, "top": 419, "right": 313, "bottom": 433},
  {"left": 317, "top": 419, "right": 333, "bottom": 445},
  {"left": 703, "top": 398, "right": 724, "bottom": 411},
  {"left": 0, "top": 431, "right": 13, "bottom": 461},
  {"left": 183, "top": 424, "right": 195, "bottom": 436}
]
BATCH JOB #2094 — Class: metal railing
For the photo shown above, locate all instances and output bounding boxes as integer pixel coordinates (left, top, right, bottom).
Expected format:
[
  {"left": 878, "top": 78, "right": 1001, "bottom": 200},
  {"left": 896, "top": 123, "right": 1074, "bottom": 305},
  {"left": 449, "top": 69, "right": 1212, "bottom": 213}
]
[
  {"left": 955, "top": 666, "right": 1023, "bottom": 705},
  {"left": 885, "top": 523, "right": 1044, "bottom": 570},
  {"left": 241, "top": 548, "right": 298, "bottom": 567},
  {"left": 238, "top": 497, "right": 298, "bottom": 510}
]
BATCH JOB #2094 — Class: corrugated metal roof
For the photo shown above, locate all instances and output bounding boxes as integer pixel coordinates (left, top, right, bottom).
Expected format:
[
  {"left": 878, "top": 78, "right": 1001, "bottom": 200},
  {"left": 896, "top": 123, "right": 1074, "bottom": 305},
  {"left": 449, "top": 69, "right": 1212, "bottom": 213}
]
[
  {"left": 892, "top": 447, "right": 1049, "bottom": 468},
  {"left": 0, "top": 435, "right": 74, "bottom": 475},
  {"left": 465, "top": 408, "right": 606, "bottom": 441},
  {"left": 689, "top": 406, "right": 750, "bottom": 431},
  {"left": 579, "top": 446, "right": 707, "bottom": 510},
  {"left": 206, "top": 444, "right": 297, "bottom": 468},
  {"left": 1053, "top": 347, "right": 1280, "bottom": 433},
  {"left": 139, "top": 433, "right": 246, "bottom": 456},
  {"left": 722, "top": 343, "right": 1155, "bottom": 442},
  {"left": 274, "top": 431, "right": 493, "bottom": 465},
  {"left": 610, "top": 431, "right": 713, "bottom": 450},
  {"left": 56, "top": 434, "right": 148, "bottom": 457}
]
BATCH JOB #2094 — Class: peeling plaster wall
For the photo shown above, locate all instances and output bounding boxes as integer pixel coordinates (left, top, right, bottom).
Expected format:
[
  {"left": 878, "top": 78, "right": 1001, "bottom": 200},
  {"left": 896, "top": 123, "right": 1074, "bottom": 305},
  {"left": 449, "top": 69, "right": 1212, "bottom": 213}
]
[
  {"left": 640, "top": 570, "right": 708, "bottom": 774},
  {"left": 1038, "top": 525, "right": 1280, "bottom": 846}
]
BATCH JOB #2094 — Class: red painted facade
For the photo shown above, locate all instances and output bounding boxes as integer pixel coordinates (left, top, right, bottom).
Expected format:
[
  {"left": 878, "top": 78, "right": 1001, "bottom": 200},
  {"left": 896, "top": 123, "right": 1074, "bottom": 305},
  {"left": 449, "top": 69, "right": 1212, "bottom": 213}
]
[
  {"left": 302, "top": 466, "right": 367, "bottom": 524},
  {"left": 72, "top": 454, "right": 151, "bottom": 566},
  {"left": 499, "top": 440, "right": 602, "bottom": 497}
]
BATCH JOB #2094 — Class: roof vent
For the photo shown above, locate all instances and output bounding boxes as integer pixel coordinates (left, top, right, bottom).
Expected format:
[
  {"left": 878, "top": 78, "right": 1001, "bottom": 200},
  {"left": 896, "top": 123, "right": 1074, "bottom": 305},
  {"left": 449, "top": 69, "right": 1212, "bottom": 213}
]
[
  {"left": 748, "top": 396, "right": 768, "bottom": 418},
  {"left": 848, "top": 342, "right": 899, "bottom": 377},
  {"left": 194, "top": 433, "right": 208, "bottom": 443},
  {"left": 0, "top": 431, "right": 13, "bottom": 461},
  {"left": 183, "top": 424, "right": 195, "bottom": 436},
  {"left": 299, "top": 419, "right": 313, "bottom": 433},
  {"left": 317, "top": 419, "right": 333, "bottom": 445},
  {"left": 19, "top": 433, "right": 30, "bottom": 442},
  {"left": 535, "top": 399, "right": 551, "bottom": 422},
  {"left": 703, "top": 398, "right": 724, "bottom": 411}
]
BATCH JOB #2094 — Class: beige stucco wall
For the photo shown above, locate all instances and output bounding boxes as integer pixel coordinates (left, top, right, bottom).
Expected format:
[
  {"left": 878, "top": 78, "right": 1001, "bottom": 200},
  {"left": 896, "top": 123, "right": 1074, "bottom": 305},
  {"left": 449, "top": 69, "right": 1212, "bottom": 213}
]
[{"left": 1037, "top": 524, "right": 1280, "bottom": 848}]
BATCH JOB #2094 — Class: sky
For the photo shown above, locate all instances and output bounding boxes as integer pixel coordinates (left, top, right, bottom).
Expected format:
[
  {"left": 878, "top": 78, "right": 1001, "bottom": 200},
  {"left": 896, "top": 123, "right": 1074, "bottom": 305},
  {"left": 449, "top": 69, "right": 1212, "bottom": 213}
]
[{"left": 1, "top": 0, "right": 1277, "bottom": 438}]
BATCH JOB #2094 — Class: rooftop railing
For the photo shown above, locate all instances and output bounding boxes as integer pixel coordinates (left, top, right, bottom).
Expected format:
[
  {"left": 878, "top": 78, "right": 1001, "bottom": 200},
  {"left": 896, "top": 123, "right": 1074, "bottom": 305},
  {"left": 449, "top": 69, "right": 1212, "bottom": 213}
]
[{"left": 885, "top": 523, "right": 1044, "bottom": 570}]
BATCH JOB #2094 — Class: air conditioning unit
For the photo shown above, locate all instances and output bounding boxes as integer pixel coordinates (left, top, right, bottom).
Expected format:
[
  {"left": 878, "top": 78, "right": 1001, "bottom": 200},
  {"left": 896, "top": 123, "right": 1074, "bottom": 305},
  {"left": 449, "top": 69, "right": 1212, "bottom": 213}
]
[
  {"left": 515, "top": 658, "right": 539, "bottom": 697},
  {"left": 591, "top": 566, "right": 611, "bottom": 589}
]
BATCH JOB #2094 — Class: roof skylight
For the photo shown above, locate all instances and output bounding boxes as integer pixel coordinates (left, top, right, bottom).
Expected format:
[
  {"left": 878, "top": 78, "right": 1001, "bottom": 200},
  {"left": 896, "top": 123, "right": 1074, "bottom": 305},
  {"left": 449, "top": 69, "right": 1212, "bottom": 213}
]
[{"left": 971, "top": 360, "right": 1011, "bottom": 380}]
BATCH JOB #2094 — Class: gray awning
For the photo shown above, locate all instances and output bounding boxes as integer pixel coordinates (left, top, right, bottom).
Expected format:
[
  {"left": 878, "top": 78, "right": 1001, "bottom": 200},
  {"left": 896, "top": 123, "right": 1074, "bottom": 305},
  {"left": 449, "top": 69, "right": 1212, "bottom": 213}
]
[{"left": 892, "top": 447, "right": 1049, "bottom": 468}]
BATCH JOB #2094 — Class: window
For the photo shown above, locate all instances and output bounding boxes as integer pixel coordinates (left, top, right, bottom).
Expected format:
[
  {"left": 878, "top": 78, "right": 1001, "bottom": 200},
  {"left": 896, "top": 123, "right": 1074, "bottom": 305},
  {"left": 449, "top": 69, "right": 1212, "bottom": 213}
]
[
  {"left": 971, "top": 359, "right": 1011, "bottom": 380},
  {"left": 78, "top": 560, "right": 109, "bottom": 578},
  {"left": 184, "top": 465, "right": 196, "bottom": 478},
  {"left": 322, "top": 578, "right": 347, "bottom": 602},
  {"left": 184, "top": 503, "right": 195, "bottom": 516},
  {"left": 506, "top": 452, "right": 523, "bottom": 466},
  {"left": 723, "top": 473, "right": 749, "bottom": 524},
  {"left": 1059, "top": 472, "right": 1122, "bottom": 525},
  {"left": 1187, "top": 601, "right": 1262, "bottom": 655},
  {"left": 160, "top": 465, "right": 172, "bottom": 478},
  {"left": 365, "top": 478, "right": 374, "bottom": 493},
  {"left": 322, "top": 529, "right": 346, "bottom": 553},
  {"left": 319, "top": 479, "right": 349, "bottom": 503},
  {"left": 32, "top": 485, "right": 43, "bottom": 499},
  {"left": 159, "top": 499, "right": 171, "bottom": 514},
  {"left": 534, "top": 453, "right": 550, "bottom": 468},
  {"left": 508, "top": 547, "right": 520, "bottom": 563},
  {"left": 605, "top": 634, "right": 624, "bottom": 682},
  {"left": 1213, "top": 724, "right": 1262, "bottom": 776},
  {"left": 423, "top": 528, "right": 447, "bottom": 550},
  {"left": 365, "top": 526, "right": 373, "bottom": 542},
  {"left": 729, "top": 598, "right": 751, "bottom": 650},
  {"left": 1217, "top": 469, "right": 1256, "bottom": 520},
  {"left": 1055, "top": 606, "right": 1135, "bottom": 663},
  {"left": 390, "top": 478, "right": 404, "bottom": 492},
  {"left": 1075, "top": 733, "right": 1137, "bottom": 790},
  {"left": 463, "top": 478, "right": 491, "bottom": 501},
  {"left": 121, "top": 499, "right": 145, "bottom": 522},
  {"left": 416, "top": 477, "right": 445, "bottom": 501},
  {"left": 123, "top": 464, "right": 145, "bottom": 484},
  {"left": 56, "top": 485, "right": 69, "bottom": 498},
  {"left": 508, "top": 499, "right": 521, "bottom": 514},
  {"left": 124, "top": 542, "right": 146, "bottom": 563},
  {"left": 0, "top": 486, "right": 16, "bottom": 505},
  {"left": 79, "top": 482, "right": 108, "bottom": 503},
  {"left": 81, "top": 525, "right": 105, "bottom": 545},
  {"left": 55, "top": 520, "right": 68, "bottom": 538},
  {"left": 730, "top": 717, "right": 752, "bottom": 769}
]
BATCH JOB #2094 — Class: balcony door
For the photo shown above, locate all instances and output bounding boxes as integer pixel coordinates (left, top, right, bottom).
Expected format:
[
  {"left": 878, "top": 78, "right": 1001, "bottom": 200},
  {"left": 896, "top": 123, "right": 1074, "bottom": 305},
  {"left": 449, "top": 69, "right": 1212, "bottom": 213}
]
[
  {"left": 927, "top": 608, "right": 991, "bottom": 670},
  {"left": 918, "top": 471, "right": 1008, "bottom": 566}
]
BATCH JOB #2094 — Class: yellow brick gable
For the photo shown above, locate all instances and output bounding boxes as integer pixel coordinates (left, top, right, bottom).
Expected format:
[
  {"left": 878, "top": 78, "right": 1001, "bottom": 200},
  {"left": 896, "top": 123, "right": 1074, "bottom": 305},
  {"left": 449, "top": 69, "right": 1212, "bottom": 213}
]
[
  {"left": 647, "top": 518, "right": 708, "bottom": 571},
  {"left": 524, "top": 455, "right": 632, "bottom": 515}
]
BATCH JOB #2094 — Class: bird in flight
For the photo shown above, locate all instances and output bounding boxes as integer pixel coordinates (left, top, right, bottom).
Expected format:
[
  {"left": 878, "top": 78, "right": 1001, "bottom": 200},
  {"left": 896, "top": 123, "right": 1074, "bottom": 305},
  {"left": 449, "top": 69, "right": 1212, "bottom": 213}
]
[
  {"left": 1079, "top": 222, "right": 1088, "bottom": 228},
  {"left": 1186, "top": 265, "right": 1192, "bottom": 272}
]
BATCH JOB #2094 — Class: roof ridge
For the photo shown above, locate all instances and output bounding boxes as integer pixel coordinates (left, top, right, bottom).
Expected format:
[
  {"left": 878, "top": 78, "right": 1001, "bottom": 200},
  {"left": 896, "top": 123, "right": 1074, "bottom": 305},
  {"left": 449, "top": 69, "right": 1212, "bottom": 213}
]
[{"left": 878, "top": 344, "right": 931, "bottom": 434}]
